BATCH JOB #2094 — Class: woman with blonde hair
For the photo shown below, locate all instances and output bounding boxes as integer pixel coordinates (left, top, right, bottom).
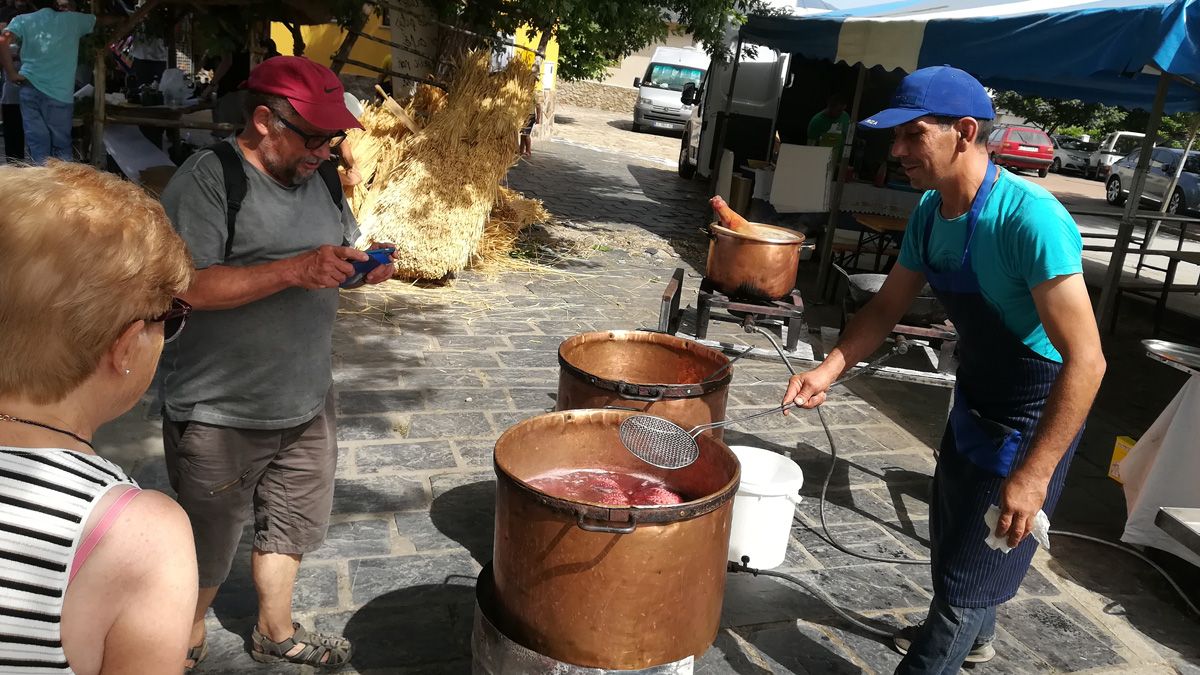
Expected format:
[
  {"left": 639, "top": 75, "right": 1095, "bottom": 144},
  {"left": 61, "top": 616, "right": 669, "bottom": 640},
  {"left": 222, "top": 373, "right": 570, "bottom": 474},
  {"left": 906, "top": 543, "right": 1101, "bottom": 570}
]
[{"left": 0, "top": 161, "right": 199, "bottom": 674}]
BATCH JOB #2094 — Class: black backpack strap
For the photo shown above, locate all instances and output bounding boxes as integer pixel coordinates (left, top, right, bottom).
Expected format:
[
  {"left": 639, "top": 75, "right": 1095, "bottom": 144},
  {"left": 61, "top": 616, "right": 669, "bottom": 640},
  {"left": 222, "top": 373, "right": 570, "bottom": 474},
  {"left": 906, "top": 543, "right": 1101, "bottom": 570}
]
[
  {"left": 209, "top": 142, "right": 247, "bottom": 260},
  {"left": 317, "top": 160, "right": 345, "bottom": 212},
  {"left": 209, "top": 144, "right": 343, "bottom": 260}
]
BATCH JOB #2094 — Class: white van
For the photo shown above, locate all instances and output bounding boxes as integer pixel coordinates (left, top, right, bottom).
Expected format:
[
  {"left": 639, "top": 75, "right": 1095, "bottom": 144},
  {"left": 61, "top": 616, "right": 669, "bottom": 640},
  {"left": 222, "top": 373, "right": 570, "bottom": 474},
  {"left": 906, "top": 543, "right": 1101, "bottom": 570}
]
[
  {"left": 632, "top": 46, "right": 709, "bottom": 133},
  {"left": 678, "top": 36, "right": 790, "bottom": 180},
  {"left": 1089, "top": 131, "right": 1147, "bottom": 181}
]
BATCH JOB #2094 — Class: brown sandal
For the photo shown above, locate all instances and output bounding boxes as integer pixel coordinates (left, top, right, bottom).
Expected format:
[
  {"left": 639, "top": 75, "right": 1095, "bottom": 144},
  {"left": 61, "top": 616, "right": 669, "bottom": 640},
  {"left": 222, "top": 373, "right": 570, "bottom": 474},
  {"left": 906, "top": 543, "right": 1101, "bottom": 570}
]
[
  {"left": 250, "top": 622, "right": 352, "bottom": 669},
  {"left": 184, "top": 641, "right": 208, "bottom": 672}
]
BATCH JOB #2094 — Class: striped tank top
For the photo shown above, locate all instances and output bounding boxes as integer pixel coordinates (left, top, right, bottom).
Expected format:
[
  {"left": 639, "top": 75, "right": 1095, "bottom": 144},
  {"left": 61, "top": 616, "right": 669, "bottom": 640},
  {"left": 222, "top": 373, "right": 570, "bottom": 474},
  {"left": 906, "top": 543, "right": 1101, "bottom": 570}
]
[{"left": 0, "top": 447, "right": 137, "bottom": 674}]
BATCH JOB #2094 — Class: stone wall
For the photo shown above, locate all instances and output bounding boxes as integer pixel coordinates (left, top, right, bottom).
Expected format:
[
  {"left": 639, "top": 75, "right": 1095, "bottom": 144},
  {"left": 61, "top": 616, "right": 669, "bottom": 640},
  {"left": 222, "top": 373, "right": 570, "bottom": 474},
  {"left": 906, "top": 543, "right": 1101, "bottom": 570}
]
[{"left": 557, "top": 80, "right": 637, "bottom": 114}]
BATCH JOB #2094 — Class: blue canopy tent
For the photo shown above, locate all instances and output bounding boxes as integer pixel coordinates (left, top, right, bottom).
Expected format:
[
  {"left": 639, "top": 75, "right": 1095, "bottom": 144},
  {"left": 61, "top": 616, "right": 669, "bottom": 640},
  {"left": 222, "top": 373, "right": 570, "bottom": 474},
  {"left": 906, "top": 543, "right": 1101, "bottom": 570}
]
[{"left": 735, "top": 0, "right": 1200, "bottom": 325}]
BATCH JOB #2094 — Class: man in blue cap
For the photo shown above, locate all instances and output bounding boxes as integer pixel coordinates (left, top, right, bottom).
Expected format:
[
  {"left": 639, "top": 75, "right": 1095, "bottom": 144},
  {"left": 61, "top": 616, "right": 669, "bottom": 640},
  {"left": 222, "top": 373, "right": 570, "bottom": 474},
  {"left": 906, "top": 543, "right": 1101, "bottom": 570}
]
[{"left": 783, "top": 66, "right": 1106, "bottom": 673}]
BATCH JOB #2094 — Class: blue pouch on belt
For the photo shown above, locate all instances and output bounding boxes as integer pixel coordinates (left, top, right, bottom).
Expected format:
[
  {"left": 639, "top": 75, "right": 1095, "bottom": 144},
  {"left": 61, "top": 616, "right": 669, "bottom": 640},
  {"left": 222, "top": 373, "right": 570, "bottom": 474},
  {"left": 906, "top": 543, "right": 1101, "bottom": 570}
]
[{"left": 948, "top": 393, "right": 1022, "bottom": 477}]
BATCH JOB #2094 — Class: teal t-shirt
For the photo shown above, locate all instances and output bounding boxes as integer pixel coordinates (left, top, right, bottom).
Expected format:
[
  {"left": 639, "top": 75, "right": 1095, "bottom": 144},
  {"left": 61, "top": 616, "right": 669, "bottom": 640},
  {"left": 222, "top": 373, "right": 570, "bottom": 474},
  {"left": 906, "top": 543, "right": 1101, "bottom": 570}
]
[
  {"left": 897, "top": 169, "right": 1082, "bottom": 363},
  {"left": 6, "top": 8, "right": 95, "bottom": 103}
]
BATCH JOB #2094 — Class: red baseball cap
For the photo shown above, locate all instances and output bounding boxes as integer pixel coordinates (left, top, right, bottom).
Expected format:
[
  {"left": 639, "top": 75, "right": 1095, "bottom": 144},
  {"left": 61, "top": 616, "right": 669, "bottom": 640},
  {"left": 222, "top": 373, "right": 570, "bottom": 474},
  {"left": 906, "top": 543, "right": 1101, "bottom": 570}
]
[{"left": 244, "top": 56, "right": 363, "bottom": 131}]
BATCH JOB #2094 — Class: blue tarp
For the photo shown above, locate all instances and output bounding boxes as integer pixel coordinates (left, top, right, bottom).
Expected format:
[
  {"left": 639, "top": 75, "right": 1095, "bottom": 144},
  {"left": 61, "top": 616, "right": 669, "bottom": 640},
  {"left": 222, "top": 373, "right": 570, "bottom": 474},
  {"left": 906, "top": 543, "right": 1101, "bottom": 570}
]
[{"left": 743, "top": 0, "right": 1200, "bottom": 111}]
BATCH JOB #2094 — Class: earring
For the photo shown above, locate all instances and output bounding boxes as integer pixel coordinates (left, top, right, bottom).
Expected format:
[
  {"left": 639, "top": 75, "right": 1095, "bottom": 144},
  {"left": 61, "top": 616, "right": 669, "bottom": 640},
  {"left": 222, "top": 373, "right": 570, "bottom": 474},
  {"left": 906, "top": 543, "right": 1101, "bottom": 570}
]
[{"left": 125, "top": 369, "right": 131, "bottom": 375}]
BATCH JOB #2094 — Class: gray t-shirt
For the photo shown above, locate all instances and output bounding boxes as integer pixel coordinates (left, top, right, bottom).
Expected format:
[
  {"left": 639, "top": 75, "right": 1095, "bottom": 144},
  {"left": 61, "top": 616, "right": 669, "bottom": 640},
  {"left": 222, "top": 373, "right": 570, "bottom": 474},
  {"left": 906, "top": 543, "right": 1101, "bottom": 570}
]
[{"left": 159, "top": 140, "right": 359, "bottom": 429}]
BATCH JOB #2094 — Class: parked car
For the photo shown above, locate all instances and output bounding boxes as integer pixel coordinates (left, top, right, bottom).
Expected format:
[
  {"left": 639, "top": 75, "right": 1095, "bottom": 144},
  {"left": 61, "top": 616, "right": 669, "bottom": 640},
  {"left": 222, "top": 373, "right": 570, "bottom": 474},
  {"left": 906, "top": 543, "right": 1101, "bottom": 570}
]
[
  {"left": 986, "top": 126, "right": 1054, "bottom": 177},
  {"left": 1105, "top": 147, "right": 1200, "bottom": 214},
  {"left": 1088, "top": 131, "right": 1146, "bottom": 180},
  {"left": 1050, "top": 135, "right": 1097, "bottom": 175},
  {"left": 632, "top": 46, "right": 708, "bottom": 134}
]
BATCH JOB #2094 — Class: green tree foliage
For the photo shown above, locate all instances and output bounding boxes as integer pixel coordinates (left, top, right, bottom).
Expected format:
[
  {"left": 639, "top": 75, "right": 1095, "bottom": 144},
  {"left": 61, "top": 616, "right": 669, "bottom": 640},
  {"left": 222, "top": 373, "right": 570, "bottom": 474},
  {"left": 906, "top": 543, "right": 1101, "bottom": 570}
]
[
  {"left": 992, "top": 90, "right": 1125, "bottom": 135},
  {"left": 426, "top": 0, "right": 787, "bottom": 82}
]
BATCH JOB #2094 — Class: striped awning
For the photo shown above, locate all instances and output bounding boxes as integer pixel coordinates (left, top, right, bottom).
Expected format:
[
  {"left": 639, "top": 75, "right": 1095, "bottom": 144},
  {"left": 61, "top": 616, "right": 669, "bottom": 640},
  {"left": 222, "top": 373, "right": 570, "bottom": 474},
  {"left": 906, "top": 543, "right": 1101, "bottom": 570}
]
[{"left": 742, "top": 0, "right": 1200, "bottom": 111}]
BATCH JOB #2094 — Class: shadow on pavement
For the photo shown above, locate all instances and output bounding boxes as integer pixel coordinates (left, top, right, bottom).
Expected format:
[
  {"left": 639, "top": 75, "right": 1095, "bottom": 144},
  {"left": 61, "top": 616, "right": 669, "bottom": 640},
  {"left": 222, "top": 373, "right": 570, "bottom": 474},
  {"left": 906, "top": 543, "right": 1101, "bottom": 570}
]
[
  {"left": 342, "top": 583, "right": 476, "bottom": 671},
  {"left": 607, "top": 118, "right": 686, "bottom": 139},
  {"left": 431, "top": 481, "right": 497, "bottom": 566}
]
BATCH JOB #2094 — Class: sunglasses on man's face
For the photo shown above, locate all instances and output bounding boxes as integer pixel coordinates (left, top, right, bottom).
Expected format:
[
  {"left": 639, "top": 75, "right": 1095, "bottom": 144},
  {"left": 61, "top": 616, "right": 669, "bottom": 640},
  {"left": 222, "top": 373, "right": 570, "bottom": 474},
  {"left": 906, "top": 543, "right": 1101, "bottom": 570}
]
[
  {"left": 148, "top": 298, "right": 192, "bottom": 344},
  {"left": 275, "top": 113, "right": 346, "bottom": 150}
]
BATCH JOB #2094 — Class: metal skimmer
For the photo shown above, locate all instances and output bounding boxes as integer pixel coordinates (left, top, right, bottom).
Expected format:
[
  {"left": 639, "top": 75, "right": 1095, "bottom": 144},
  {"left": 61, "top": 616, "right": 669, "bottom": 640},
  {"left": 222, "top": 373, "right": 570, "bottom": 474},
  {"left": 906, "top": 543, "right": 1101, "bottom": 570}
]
[
  {"left": 621, "top": 326, "right": 910, "bottom": 469},
  {"left": 619, "top": 403, "right": 802, "bottom": 469}
]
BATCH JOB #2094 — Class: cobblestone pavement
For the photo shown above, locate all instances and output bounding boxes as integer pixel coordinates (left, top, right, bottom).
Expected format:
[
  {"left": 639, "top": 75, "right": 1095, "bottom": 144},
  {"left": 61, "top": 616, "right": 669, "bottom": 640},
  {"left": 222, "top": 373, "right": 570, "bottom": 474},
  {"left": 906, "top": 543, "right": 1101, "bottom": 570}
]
[
  {"left": 549, "top": 103, "right": 681, "bottom": 165},
  {"left": 101, "top": 136, "right": 1200, "bottom": 674}
]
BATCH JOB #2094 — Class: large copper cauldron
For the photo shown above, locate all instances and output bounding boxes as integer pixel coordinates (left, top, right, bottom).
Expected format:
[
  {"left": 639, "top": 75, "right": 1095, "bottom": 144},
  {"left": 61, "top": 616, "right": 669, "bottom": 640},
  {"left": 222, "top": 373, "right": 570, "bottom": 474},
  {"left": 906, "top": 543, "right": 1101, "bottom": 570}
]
[
  {"left": 705, "top": 221, "right": 805, "bottom": 301},
  {"left": 557, "top": 330, "right": 731, "bottom": 439},
  {"left": 492, "top": 409, "right": 739, "bottom": 670}
]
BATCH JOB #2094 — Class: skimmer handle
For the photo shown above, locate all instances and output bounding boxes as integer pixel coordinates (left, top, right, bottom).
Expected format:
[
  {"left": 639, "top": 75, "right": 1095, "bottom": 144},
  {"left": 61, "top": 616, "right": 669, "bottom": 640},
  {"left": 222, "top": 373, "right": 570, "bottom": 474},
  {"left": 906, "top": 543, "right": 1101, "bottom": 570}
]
[{"left": 689, "top": 401, "right": 803, "bottom": 436}]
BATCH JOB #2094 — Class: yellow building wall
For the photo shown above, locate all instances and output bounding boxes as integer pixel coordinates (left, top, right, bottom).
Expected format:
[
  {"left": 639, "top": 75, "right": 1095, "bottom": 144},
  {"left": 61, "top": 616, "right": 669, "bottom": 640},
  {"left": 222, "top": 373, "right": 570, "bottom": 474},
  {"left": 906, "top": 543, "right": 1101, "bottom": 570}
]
[
  {"left": 270, "top": 18, "right": 559, "bottom": 89},
  {"left": 270, "top": 15, "right": 391, "bottom": 78},
  {"left": 515, "top": 27, "right": 558, "bottom": 90}
]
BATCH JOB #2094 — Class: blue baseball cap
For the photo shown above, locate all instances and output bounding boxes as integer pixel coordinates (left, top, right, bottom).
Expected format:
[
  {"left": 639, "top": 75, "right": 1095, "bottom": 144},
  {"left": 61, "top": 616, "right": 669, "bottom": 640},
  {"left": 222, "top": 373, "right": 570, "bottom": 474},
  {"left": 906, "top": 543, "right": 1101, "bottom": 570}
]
[{"left": 859, "top": 66, "right": 994, "bottom": 130}]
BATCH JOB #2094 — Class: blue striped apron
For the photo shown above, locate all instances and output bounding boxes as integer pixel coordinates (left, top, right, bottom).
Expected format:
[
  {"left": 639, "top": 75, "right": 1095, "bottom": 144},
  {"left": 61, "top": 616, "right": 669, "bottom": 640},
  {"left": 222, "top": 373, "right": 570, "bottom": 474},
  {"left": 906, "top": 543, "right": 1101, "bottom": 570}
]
[{"left": 922, "top": 163, "right": 1081, "bottom": 607}]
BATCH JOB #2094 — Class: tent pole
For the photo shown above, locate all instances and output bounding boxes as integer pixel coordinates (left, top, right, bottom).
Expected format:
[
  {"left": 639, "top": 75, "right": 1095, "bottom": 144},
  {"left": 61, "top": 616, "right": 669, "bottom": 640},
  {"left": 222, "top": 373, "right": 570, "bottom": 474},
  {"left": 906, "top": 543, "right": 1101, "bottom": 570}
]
[
  {"left": 709, "top": 31, "right": 743, "bottom": 183},
  {"left": 815, "top": 64, "right": 866, "bottom": 298},
  {"left": 1096, "top": 73, "right": 1171, "bottom": 329},
  {"left": 1136, "top": 116, "right": 1199, "bottom": 277}
]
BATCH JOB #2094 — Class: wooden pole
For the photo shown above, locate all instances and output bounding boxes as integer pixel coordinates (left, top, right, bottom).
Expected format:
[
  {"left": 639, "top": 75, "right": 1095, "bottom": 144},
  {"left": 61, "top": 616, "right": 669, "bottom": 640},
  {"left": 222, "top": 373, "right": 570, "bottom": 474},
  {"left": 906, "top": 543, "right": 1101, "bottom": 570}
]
[
  {"left": 90, "top": 43, "right": 106, "bottom": 167},
  {"left": 1096, "top": 73, "right": 1172, "bottom": 328},
  {"left": 1137, "top": 116, "right": 1200, "bottom": 276},
  {"left": 329, "top": 8, "right": 367, "bottom": 75},
  {"left": 814, "top": 64, "right": 867, "bottom": 298},
  {"left": 709, "top": 32, "right": 742, "bottom": 183}
]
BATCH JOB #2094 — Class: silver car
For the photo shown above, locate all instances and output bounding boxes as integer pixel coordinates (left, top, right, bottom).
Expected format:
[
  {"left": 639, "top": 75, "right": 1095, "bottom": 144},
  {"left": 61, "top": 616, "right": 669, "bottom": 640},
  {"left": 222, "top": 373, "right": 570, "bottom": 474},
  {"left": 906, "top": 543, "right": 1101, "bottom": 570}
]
[
  {"left": 1051, "top": 136, "right": 1097, "bottom": 175},
  {"left": 1105, "top": 147, "right": 1200, "bottom": 215}
]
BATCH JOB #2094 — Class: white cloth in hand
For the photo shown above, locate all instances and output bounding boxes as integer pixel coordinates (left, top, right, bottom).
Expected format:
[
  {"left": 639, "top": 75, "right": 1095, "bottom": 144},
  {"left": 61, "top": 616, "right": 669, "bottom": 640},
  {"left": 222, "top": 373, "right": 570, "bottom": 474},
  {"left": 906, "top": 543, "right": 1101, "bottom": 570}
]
[{"left": 983, "top": 504, "right": 1051, "bottom": 553}]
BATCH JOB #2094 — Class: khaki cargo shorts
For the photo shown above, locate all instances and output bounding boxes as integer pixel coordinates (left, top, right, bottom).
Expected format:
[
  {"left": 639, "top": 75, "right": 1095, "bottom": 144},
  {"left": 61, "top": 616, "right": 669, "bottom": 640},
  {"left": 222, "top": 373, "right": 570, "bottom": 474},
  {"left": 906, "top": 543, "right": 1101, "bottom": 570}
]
[{"left": 163, "top": 392, "right": 337, "bottom": 587}]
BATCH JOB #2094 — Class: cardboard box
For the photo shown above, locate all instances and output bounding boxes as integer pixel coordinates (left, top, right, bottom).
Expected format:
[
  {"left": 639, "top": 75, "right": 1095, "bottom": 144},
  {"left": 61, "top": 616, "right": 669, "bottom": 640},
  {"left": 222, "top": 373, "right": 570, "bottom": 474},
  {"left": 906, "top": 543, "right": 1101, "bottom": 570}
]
[{"left": 1109, "top": 435, "right": 1136, "bottom": 484}]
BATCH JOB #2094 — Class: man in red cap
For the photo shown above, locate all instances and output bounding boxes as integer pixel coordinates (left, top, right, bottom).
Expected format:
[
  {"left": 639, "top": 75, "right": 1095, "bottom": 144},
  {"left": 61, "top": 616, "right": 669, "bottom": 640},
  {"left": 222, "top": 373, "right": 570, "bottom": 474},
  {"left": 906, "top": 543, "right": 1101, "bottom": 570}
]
[{"left": 158, "top": 56, "right": 394, "bottom": 670}]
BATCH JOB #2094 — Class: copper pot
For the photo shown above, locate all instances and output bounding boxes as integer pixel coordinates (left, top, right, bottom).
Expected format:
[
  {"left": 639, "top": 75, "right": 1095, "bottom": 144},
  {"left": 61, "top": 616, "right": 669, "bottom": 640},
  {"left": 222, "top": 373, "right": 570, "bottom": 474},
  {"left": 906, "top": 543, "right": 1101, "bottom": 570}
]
[
  {"left": 557, "top": 331, "right": 731, "bottom": 439},
  {"left": 492, "top": 409, "right": 739, "bottom": 670},
  {"left": 705, "top": 221, "right": 805, "bottom": 301}
]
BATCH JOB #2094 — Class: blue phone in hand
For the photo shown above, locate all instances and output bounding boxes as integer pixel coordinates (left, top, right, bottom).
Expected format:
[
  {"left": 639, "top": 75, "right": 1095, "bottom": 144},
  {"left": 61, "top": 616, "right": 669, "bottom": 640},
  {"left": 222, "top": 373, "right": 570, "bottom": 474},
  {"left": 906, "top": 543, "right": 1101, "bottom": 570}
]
[{"left": 340, "top": 247, "right": 395, "bottom": 288}]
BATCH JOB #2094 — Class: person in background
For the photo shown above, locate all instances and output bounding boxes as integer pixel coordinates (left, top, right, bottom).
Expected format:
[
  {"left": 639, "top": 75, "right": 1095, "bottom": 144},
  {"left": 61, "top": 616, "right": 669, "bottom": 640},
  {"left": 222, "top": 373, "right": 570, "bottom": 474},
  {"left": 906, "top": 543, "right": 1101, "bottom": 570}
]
[
  {"left": 0, "top": 0, "right": 27, "bottom": 162},
  {"left": 159, "top": 56, "right": 393, "bottom": 671},
  {"left": 783, "top": 66, "right": 1105, "bottom": 674},
  {"left": 0, "top": 161, "right": 198, "bottom": 674},
  {"left": 0, "top": 0, "right": 95, "bottom": 163},
  {"left": 808, "top": 92, "right": 849, "bottom": 160},
  {"left": 519, "top": 97, "right": 542, "bottom": 158}
]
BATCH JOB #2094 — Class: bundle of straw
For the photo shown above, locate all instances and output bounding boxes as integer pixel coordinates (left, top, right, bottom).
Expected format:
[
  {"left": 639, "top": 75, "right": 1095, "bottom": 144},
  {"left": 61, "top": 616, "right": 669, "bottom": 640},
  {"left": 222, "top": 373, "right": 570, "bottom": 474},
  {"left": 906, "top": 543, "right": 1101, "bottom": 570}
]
[
  {"left": 343, "top": 103, "right": 414, "bottom": 216},
  {"left": 357, "top": 52, "right": 536, "bottom": 280},
  {"left": 472, "top": 187, "right": 550, "bottom": 273},
  {"left": 408, "top": 84, "right": 447, "bottom": 124}
]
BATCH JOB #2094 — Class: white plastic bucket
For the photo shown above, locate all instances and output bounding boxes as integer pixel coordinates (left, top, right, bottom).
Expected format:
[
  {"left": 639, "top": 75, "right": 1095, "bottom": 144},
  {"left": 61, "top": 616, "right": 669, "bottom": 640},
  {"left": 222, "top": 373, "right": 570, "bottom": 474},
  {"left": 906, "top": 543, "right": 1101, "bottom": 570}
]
[{"left": 727, "top": 445, "right": 804, "bottom": 570}]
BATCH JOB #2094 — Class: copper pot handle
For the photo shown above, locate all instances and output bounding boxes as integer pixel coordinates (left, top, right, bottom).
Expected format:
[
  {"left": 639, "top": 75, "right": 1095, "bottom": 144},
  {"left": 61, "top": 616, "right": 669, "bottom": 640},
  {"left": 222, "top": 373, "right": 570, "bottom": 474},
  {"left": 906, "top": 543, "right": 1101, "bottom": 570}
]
[{"left": 576, "top": 513, "right": 637, "bottom": 534}]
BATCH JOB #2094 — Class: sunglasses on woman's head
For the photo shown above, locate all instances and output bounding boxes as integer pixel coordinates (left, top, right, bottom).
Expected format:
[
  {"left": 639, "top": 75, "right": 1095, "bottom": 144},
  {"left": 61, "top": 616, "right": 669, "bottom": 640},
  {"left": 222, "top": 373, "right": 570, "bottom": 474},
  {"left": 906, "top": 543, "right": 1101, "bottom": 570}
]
[{"left": 148, "top": 298, "right": 192, "bottom": 343}]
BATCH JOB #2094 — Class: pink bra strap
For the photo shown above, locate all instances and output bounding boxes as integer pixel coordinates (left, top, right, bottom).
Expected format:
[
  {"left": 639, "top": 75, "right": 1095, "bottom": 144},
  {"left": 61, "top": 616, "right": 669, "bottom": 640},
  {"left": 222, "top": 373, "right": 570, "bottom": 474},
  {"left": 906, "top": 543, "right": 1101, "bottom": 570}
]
[{"left": 69, "top": 487, "right": 142, "bottom": 584}]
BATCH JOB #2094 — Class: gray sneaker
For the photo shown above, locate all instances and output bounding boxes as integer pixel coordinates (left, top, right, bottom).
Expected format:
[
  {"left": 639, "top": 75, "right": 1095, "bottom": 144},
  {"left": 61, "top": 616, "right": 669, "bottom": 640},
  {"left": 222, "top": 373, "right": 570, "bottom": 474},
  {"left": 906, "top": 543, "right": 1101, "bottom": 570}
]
[{"left": 892, "top": 624, "right": 997, "bottom": 664}]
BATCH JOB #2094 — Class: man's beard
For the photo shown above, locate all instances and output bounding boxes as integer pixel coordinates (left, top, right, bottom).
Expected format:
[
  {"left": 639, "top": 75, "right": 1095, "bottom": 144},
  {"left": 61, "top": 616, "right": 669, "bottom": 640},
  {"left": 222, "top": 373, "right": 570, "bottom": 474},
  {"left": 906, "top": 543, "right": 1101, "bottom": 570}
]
[{"left": 261, "top": 149, "right": 315, "bottom": 187}]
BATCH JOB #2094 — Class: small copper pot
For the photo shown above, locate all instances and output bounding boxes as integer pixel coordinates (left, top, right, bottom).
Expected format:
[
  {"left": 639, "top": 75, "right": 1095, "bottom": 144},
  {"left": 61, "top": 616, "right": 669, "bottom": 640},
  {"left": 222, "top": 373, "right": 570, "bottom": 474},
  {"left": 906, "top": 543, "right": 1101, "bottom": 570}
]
[
  {"left": 705, "top": 221, "right": 805, "bottom": 301},
  {"left": 556, "top": 330, "right": 731, "bottom": 439}
]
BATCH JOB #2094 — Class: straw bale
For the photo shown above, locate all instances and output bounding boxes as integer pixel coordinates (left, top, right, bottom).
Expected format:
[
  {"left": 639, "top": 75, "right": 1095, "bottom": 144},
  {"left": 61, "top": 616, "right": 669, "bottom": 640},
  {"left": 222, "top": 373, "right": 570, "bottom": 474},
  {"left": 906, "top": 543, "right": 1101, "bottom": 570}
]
[
  {"left": 472, "top": 185, "right": 551, "bottom": 270},
  {"left": 344, "top": 103, "right": 413, "bottom": 217},
  {"left": 358, "top": 52, "right": 536, "bottom": 280},
  {"left": 408, "top": 84, "right": 447, "bottom": 125}
]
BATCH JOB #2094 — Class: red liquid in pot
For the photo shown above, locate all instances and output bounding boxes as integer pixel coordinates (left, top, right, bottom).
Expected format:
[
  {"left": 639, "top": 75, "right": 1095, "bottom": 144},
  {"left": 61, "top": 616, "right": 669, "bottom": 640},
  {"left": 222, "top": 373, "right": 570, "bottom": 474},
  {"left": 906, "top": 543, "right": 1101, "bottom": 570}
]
[{"left": 526, "top": 469, "right": 687, "bottom": 506}]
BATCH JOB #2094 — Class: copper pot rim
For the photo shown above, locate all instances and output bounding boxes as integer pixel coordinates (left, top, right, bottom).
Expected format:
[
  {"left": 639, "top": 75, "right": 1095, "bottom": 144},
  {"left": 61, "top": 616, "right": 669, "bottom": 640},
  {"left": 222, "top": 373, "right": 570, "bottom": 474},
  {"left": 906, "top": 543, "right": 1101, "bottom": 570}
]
[
  {"left": 494, "top": 410, "right": 740, "bottom": 525},
  {"left": 709, "top": 221, "right": 805, "bottom": 245},
  {"left": 557, "top": 330, "right": 732, "bottom": 398}
]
